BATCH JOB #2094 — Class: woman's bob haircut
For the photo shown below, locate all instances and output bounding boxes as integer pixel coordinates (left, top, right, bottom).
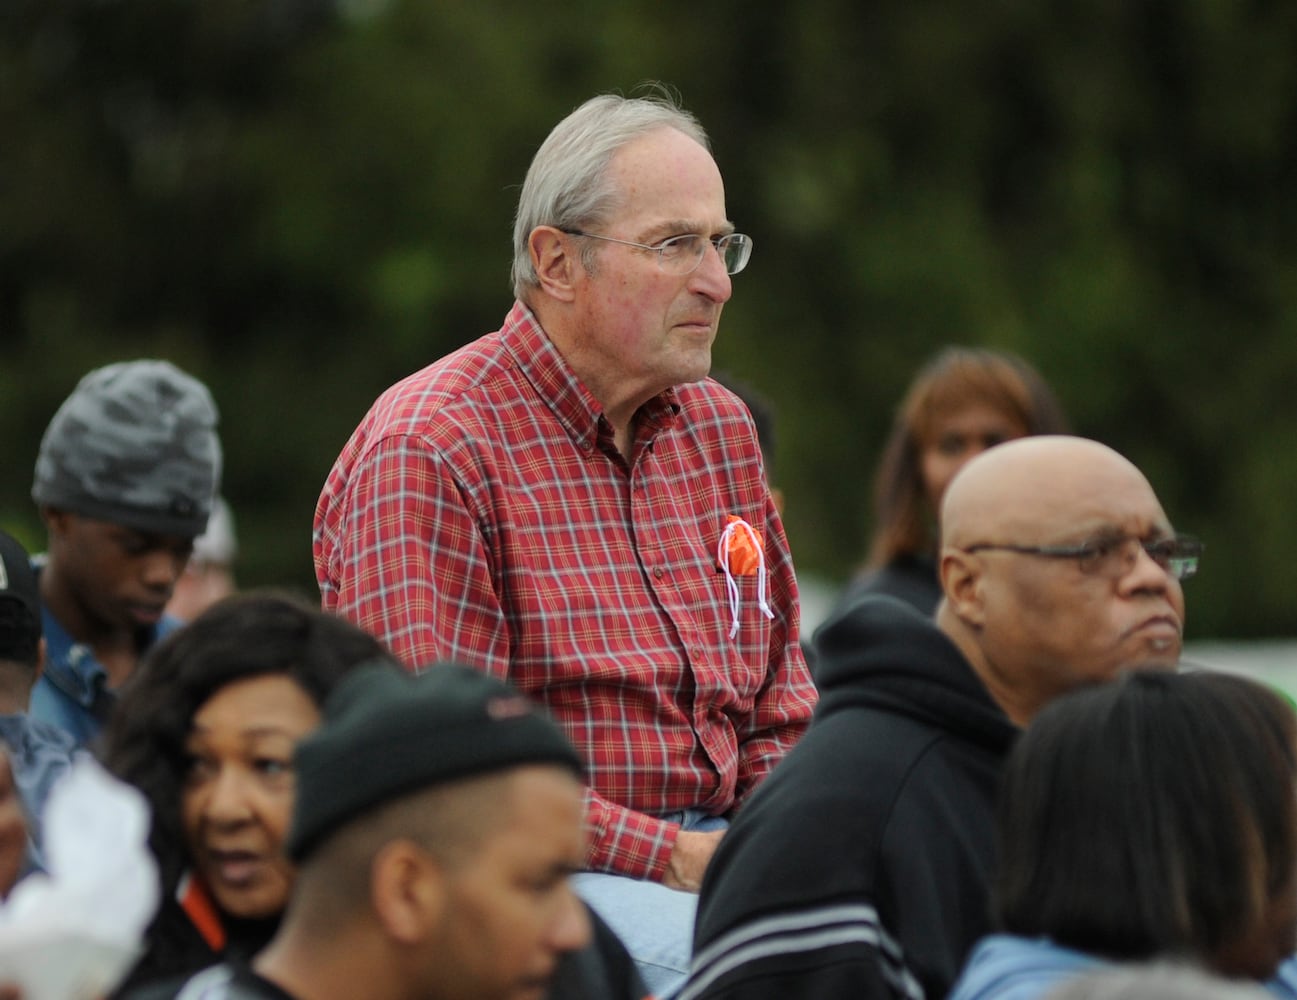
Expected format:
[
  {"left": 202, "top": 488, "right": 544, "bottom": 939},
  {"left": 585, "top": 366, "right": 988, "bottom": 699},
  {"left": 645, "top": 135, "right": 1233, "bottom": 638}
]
[{"left": 994, "top": 669, "right": 1297, "bottom": 970}]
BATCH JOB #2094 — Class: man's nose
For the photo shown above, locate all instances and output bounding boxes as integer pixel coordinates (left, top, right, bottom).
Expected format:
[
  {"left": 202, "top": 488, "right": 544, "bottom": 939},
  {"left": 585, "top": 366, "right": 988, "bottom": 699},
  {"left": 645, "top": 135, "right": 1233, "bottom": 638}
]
[
  {"left": 1120, "top": 539, "right": 1174, "bottom": 594},
  {"left": 690, "top": 241, "right": 733, "bottom": 304},
  {"left": 203, "top": 768, "right": 255, "bottom": 825},
  {"left": 140, "top": 548, "right": 186, "bottom": 590}
]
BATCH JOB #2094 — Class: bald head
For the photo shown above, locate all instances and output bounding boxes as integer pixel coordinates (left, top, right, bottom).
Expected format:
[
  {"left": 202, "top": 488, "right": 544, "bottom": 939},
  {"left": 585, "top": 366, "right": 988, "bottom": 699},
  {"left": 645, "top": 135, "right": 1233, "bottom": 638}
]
[
  {"left": 940, "top": 436, "right": 1162, "bottom": 553},
  {"left": 936, "top": 436, "right": 1186, "bottom": 726}
]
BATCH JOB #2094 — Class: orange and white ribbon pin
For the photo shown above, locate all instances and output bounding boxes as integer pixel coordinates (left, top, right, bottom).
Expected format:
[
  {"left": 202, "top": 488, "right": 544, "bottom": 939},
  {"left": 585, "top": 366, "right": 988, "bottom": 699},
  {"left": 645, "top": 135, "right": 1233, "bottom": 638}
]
[{"left": 717, "top": 515, "right": 775, "bottom": 638}]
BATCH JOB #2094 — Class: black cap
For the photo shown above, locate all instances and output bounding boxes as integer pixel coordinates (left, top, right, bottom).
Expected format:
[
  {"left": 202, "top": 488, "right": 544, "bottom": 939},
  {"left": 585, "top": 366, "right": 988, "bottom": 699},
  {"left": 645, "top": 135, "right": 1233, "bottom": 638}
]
[
  {"left": 0, "top": 530, "right": 40, "bottom": 623},
  {"left": 0, "top": 529, "right": 42, "bottom": 663},
  {"left": 287, "top": 662, "right": 584, "bottom": 862}
]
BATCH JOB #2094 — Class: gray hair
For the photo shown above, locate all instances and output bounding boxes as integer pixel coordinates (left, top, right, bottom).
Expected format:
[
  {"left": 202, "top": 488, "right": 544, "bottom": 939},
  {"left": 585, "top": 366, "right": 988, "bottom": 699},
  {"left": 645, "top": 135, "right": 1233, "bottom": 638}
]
[{"left": 510, "top": 87, "right": 710, "bottom": 302}]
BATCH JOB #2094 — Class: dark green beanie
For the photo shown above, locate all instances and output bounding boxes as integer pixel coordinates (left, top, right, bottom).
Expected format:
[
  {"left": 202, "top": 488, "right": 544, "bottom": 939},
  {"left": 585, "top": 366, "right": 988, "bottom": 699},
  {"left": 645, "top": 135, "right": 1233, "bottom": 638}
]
[{"left": 288, "top": 662, "right": 584, "bottom": 862}]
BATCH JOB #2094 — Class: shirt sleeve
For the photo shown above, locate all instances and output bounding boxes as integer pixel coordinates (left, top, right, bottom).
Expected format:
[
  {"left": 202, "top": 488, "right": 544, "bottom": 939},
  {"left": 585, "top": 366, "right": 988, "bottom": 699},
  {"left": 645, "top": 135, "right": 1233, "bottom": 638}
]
[
  {"left": 319, "top": 435, "right": 511, "bottom": 675},
  {"left": 319, "top": 434, "right": 686, "bottom": 881},
  {"left": 583, "top": 786, "right": 680, "bottom": 880},
  {"left": 731, "top": 494, "right": 817, "bottom": 812}
]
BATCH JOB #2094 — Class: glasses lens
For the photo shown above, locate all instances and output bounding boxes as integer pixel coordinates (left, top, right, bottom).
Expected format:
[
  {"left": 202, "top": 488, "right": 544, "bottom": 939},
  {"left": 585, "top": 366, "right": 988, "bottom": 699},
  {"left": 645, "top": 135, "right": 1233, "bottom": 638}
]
[
  {"left": 655, "top": 234, "right": 753, "bottom": 275},
  {"left": 722, "top": 234, "right": 752, "bottom": 274},
  {"left": 656, "top": 235, "right": 704, "bottom": 275},
  {"left": 1076, "top": 540, "right": 1117, "bottom": 575},
  {"left": 1157, "top": 537, "right": 1202, "bottom": 580}
]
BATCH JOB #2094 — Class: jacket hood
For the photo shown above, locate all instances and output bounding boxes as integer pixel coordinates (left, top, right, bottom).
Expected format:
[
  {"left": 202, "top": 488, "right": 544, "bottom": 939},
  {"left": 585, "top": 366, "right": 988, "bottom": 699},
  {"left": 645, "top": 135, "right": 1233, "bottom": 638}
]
[{"left": 811, "top": 595, "right": 1015, "bottom": 752}]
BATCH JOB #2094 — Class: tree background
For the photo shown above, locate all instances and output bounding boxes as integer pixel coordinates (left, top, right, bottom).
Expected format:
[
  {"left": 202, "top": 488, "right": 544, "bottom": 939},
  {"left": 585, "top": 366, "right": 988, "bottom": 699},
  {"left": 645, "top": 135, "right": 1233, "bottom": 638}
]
[{"left": 3, "top": 0, "right": 1295, "bottom": 640}]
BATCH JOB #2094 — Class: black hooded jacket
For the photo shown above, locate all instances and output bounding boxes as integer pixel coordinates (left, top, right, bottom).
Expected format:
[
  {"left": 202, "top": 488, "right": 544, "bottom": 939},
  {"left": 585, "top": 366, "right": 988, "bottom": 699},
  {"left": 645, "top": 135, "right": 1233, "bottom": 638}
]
[{"left": 683, "top": 596, "right": 1017, "bottom": 1000}]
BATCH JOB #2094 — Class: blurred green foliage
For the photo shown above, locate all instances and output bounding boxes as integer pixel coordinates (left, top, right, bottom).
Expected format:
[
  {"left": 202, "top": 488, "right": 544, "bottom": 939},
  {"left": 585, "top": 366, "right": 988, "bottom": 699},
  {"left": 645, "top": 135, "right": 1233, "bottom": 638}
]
[{"left": 3, "top": 0, "right": 1296, "bottom": 636}]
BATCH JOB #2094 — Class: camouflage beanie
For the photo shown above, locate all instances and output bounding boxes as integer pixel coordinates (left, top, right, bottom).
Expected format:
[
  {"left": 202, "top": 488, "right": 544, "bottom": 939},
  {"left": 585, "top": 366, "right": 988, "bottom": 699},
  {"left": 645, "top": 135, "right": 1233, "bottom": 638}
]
[{"left": 32, "top": 360, "right": 222, "bottom": 537}]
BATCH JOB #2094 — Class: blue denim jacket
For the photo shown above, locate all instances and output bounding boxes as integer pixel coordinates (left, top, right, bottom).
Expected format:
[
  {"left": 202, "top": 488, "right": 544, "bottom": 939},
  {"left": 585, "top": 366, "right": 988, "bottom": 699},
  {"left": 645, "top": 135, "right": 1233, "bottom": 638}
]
[
  {"left": 0, "top": 713, "right": 86, "bottom": 873},
  {"left": 29, "top": 598, "right": 182, "bottom": 747}
]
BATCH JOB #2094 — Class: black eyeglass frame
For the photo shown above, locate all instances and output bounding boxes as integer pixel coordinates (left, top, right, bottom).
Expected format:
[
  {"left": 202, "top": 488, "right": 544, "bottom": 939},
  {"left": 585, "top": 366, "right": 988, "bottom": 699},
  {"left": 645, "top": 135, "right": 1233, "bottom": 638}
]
[{"left": 961, "top": 534, "right": 1204, "bottom": 581}]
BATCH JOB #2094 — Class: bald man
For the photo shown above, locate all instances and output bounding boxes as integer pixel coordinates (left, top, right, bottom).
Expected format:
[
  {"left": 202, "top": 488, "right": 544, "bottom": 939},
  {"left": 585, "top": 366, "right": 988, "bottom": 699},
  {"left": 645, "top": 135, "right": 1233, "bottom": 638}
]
[{"left": 682, "top": 437, "right": 1201, "bottom": 1000}]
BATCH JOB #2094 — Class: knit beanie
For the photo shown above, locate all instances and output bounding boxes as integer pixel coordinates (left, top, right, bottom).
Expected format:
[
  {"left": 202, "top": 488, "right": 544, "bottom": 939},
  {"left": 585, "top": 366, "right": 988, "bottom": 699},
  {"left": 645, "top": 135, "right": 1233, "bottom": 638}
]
[
  {"left": 32, "top": 360, "right": 221, "bottom": 537},
  {"left": 288, "top": 662, "right": 584, "bottom": 862}
]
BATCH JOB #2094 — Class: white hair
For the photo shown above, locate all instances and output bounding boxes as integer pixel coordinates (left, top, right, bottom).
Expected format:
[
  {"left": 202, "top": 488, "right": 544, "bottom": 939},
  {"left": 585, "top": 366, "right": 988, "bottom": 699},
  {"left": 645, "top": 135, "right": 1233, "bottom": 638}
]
[{"left": 510, "top": 86, "right": 709, "bottom": 302}]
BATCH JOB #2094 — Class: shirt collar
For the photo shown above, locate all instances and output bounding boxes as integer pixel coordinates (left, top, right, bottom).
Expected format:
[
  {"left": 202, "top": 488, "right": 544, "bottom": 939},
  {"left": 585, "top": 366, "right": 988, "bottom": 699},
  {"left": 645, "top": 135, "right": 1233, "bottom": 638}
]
[
  {"left": 35, "top": 563, "right": 179, "bottom": 710},
  {"left": 39, "top": 605, "right": 106, "bottom": 709},
  {"left": 501, "top": 301, "right": 682, "bottom": 454}
]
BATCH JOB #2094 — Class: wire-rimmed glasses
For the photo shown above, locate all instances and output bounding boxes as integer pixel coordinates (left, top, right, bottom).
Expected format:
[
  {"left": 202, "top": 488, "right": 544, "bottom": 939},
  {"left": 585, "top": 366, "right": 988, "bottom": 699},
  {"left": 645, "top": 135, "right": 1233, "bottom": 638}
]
[{"left": 563, "top": 230, "right": 753, "bottom": 275}]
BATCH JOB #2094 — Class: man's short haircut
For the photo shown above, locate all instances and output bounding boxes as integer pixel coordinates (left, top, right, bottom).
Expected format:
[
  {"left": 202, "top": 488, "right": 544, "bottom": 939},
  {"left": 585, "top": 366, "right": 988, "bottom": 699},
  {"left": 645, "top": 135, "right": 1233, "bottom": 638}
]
[
  {"left": 993, "top": 669, "right": 1297, "bottom": 963},
  {"left": 296, "top": 770, "right": 515, "bottom": 919},
  {"left": 511, "top": 85, "right": 709, "bottom": 302}
]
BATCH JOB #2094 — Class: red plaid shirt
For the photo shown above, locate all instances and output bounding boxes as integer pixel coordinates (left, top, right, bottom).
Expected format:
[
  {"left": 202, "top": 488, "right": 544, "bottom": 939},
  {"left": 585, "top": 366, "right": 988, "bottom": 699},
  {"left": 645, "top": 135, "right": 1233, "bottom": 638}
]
[{"left": 314, "top": 303, "right": 817, "bottom": 880}]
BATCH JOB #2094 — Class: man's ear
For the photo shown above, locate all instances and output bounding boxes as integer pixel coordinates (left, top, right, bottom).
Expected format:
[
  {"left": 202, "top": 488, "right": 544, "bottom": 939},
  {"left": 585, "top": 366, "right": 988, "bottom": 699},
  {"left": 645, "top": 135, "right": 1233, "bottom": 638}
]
[
  {"left": 40, "top": 507, "right": 69, "bottom": 536},
  {"left": 370, "top": 840, "right": 442, "bottom": 945},
  {"left": 940, "top": 548, "right": 988, "bottom": 627},
  {"left": 529, "top": 226, "right": 578, "bottom": 303}
]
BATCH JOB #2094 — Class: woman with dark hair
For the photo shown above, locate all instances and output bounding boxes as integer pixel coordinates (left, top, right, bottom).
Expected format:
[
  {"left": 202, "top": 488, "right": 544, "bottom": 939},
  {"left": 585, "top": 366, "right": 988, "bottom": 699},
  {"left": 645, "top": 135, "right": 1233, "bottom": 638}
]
[
  {"left": 949, "top": 670, "right": 1297, "bottom": 999},
  {"left": 835, "top": 347, "right": 1069, "bottom": 617},
  {"left": 101, "top": 590, "right": 398, "bottom": 995}
]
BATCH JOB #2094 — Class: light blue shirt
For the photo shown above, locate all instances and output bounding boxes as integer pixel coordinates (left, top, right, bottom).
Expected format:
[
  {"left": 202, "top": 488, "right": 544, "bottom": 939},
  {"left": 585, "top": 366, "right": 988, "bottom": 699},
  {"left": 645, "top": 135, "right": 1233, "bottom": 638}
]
[
  {"left": 0, "top": 713, "right": 86, "bottom": 873},
  {"left": 950, "top": 934, "right": 1297, "bottom": 1000}
]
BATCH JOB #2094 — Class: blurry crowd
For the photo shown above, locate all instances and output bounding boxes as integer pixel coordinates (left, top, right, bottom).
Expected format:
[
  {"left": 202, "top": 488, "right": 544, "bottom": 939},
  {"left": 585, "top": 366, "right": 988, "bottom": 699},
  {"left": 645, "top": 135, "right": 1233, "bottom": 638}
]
[{"left": 1, "top": 87, "right": 1288, "bottom": 1000}]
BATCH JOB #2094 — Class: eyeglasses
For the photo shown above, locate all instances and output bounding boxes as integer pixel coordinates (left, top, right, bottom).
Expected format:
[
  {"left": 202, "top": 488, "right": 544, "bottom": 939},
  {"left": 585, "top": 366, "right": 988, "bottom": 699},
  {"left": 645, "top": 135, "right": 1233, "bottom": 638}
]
[
  {"left": 962, "top": 534, "right": 1203, "bottom": 581},
  {"left": 562, "top": 230, "right": 753, "bottom": 275}
]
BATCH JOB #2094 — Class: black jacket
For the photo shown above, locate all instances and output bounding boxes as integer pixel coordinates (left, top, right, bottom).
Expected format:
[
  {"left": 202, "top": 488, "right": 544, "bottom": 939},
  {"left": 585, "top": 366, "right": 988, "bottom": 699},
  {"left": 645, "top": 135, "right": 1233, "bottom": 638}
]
[
  {"left": 835, "top": 554, "right": 943, "bottom": 620},
  {"left": 684, "top": 596, "right": 1017, "bottom": 1000},
  {"left": 125, "top": 905, "right": 647, "bottom": 1000}
]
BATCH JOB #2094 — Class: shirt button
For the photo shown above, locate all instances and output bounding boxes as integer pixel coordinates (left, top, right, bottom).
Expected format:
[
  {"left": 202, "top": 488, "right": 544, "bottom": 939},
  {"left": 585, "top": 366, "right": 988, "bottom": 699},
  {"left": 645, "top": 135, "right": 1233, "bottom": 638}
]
[{"left": 653, "top": 567, "right": 664, "bottom": 580}]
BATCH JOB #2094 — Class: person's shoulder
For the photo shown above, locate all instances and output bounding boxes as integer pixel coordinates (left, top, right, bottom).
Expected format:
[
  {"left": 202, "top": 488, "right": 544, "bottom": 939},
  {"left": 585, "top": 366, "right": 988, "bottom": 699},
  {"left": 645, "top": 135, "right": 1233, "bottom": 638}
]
[
  {"left": 0, "top": 712, "right": 77, "bottom": 756},
  {"left": 810, "top": 593, "right": 951, "bottom": 692},
  {"left": 0, "top": 714, "right": 80, "bottom": 803},
  {"left": 28, "top": 677, "right": 96, "bottom": 747},
  {"left": 695, "top": 722, "right": 904, "bottom": 942},
  {"left": 949, "top": 935, "right": 1104, "bottom": 1000},
  {"left": 841, "top": 557, "right": 942, "bottom": 618},
  {"left": 810, "top": 597, "right": 1015, "bottom": 769},
  {"left": 677, "top": 377, "right": 752, "bottom": 420},
  {"left": 338, "top": 327, "right": 514, "bottom": 443},
  {"left": 670, "top": 379, "right": 765, "bottom": 470},
  {"left": 1269, "top": 955, "right": 1297, "bottom": 998},
  {"left": 122, "top": 962, "right": 297, "bottom": 1000},
  {"left": 381, "top": 335, "right": 513, "bottom": 417}
]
